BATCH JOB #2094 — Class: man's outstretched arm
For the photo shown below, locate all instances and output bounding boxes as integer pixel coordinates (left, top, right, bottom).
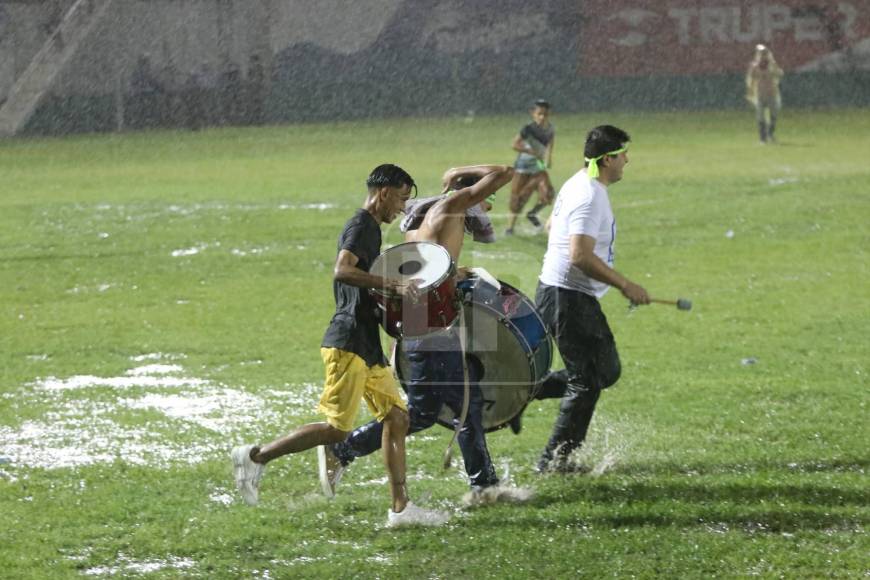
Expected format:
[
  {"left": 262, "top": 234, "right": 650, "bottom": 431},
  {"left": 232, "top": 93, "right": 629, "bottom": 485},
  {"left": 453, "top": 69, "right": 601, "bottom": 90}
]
[{"left": 440, "top": 165, "right": 514, "bottom": 210}]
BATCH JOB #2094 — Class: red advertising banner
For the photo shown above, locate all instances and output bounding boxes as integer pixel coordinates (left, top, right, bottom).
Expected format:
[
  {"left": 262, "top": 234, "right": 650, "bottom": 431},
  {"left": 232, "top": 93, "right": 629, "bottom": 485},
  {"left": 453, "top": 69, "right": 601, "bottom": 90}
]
[{"left": 579, "top": 0, "right": 870, "bottom": 76}]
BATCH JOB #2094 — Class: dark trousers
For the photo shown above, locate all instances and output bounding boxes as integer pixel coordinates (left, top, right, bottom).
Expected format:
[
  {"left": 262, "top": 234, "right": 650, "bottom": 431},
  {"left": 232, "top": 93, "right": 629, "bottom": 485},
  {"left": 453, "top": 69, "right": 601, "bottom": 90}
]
[
  {"left": 534, "top": 283, "right": 621, "bottom": 464},
  {"left": 755, "top": 100, "right": 780, "bottom": 142},
  {"left": 332, "top": 332, "right": 498, "bottom": 489}
]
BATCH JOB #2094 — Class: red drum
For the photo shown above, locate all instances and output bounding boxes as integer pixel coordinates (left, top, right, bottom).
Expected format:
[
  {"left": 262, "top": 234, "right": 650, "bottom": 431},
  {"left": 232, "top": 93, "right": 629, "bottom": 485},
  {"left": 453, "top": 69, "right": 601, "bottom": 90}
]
[{"left": 369, "top": 241, "right": 458, "bottom": 338}]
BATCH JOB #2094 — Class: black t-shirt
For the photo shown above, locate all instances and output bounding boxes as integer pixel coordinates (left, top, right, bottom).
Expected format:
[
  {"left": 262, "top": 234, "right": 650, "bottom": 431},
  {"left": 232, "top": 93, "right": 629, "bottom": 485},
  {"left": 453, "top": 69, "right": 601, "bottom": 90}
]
[{"left": 321, "top": 209, "right": 387, "bottom": 367}]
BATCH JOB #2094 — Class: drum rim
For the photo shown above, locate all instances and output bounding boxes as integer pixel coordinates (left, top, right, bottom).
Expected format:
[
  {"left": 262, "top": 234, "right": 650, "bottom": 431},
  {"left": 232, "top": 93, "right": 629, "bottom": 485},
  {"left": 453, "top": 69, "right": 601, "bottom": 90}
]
[
  {"left": 370, "top": 241, "right": 455, "bottom": 298},
  {"left": 464, "top": 278, "right": 554, "bottom": 355}
]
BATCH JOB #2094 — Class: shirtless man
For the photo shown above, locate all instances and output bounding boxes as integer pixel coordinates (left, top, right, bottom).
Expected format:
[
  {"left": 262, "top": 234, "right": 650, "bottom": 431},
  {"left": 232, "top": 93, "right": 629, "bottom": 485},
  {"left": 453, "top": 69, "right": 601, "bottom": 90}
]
[{"left": 320, "top": 165, "right": 529, "bottom": 504}]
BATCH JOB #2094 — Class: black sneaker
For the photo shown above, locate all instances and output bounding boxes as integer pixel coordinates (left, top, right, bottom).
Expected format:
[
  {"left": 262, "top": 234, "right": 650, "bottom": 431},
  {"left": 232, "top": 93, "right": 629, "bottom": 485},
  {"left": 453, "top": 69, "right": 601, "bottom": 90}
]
[
  {"left": 526, "top": 213, "right": 542, "bottom": 228},
  {"left": 507, "top": 413, "right": 522, "bottom": 435},
  {"left": 535, "top": 456, "right": 590, "bottom": 475}
]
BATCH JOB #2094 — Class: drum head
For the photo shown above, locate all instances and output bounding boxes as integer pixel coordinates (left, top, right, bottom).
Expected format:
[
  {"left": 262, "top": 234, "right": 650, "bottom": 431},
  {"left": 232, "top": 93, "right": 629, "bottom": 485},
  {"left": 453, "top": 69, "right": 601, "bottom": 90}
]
[{"left": 370, "top": 242, "right": 452, "bottom": 291}]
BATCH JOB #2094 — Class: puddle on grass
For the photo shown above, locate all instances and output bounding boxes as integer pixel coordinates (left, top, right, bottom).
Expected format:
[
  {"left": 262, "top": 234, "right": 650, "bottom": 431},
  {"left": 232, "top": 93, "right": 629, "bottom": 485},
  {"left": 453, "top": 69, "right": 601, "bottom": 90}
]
[
  {"left": 126, "top": 363, "right": 184, "bottom": 375},
  {"left": 170, "top": 243, "right": 212, "bottom": 257},
  {"left": 209, "top": 489, "right": 235, "bottom": 506},
  {"left": 173, "top": 241, "right": 308, "bottom": 259},
  {"left": 85, "top": 201, "right": 339, "bottom": 218},
  {"left": 131, "top": 353, "right": 184, "bottom": 362},
  {"left": 82, "top": 555, "right": 196, "bottom": 576},
  {"left": 2, "top": 355, "right": 322, "bottom": 470},
  {"left": 66, "top": 284, "right": 117, "bottom": 295},
  {"left": 231, "top": 246, "right": 271, "bottom": 257},
  {"left": 278, "top": 202, "right": 338, "bottom": 211},
  {"left": 36, "top": 371, "right": 208, "bottom": 391}
]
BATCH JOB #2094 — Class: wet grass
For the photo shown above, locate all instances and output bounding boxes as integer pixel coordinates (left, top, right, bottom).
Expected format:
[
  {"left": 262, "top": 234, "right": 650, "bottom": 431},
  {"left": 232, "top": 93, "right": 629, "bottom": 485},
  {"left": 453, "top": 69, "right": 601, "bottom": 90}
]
[{"left": 1, "top": 109, "right": 868, "bottom": 578}]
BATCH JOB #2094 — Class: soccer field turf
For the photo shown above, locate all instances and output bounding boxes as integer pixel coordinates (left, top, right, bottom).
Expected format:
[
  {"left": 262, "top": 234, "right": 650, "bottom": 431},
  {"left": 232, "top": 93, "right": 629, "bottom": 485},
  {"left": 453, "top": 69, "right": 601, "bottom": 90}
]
[{"left": 1, "top": 109, "right": 868, "bottom": 577}]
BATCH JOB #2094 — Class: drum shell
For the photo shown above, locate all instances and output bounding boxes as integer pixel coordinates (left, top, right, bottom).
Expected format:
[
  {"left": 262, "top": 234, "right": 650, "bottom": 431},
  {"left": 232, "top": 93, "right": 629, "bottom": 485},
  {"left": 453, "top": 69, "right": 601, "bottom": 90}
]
[
  {"left": 369, "top": 241, "right": 459, "bottom": 339},
  {"left": 372, "top": 275, "right": 458, "bottom": 338}
]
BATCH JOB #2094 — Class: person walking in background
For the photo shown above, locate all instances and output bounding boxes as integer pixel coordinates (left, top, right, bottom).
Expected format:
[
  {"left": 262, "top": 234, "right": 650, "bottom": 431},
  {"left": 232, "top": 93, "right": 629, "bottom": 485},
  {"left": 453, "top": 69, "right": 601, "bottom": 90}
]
[
  {"left": 746, "top": 44, "right": 784, "bottom": 144},
  {"left": 231, "top": 164, "right": 448, "bottom": 528},
  {"left": 128, "top": 54, "right": 164, "bottom": 129},
  {"left": 246, "top": 54, "right": 266, "bottom": 125},
  {"left": 534, "top": 125, "right": 649, "bottom": 473},
  {"left": 505, "top": 99, "right": 555, "bottom": 236}
]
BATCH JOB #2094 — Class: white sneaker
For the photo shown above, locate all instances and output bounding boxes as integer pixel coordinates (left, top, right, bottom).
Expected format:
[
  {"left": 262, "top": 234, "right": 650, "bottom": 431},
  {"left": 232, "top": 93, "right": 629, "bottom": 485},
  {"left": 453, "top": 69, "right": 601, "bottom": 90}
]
[
  {"left": 386, "top": 501, "right": 449, "bottom": 528},
  {"left": 231, "top": 444, "right": 265, "bottom": 506},
  {"left": 317, "top": 444, "right": 346, "bottom": 498},
  {"left": 463, "top": 485, "right": 534, "bottom": 507}
]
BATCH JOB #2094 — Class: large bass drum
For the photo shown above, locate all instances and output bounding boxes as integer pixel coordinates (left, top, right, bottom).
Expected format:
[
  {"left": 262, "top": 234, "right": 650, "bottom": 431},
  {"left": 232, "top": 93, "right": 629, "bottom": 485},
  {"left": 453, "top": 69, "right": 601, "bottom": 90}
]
[{"left": 394, "top": 271, "right": 552, "bottom": 432}]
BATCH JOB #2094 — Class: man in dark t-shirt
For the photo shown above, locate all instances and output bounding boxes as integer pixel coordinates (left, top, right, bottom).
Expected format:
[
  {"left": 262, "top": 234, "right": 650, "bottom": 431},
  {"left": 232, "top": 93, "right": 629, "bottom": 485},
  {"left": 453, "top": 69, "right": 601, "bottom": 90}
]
[
  {"left": 231, "top": 164, "right": 448, "bottom": 527},
  {"left": 320, "top": 208, "right": 389, "bottom": 368}
]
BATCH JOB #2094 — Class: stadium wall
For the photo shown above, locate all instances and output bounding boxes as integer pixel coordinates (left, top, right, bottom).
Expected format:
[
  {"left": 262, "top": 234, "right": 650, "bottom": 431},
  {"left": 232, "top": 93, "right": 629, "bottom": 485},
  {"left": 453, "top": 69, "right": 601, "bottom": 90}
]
[{"left": 2, "top": 0, "right": 868, "bottom": 135}]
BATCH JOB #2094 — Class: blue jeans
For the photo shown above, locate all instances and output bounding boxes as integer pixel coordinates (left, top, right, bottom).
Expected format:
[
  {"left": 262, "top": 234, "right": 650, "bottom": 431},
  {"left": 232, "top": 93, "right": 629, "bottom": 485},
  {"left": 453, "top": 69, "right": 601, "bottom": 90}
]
[{"left": 332, "top": 331, "right": 498, "bottom": 488}]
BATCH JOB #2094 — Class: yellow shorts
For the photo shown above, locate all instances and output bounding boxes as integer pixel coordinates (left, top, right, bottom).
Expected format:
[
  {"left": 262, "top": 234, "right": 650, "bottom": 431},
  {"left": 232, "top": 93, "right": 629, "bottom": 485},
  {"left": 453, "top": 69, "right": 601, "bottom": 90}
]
[{"left": 317, "top": 347, "right": 407, "bottom": 432}]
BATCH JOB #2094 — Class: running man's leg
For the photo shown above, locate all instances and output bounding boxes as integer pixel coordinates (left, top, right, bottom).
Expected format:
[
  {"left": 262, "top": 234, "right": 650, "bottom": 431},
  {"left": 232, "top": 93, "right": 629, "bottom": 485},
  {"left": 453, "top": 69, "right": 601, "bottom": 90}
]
[
  {"left": 253, "top": 422, "right": 348, "bottom": 463},
  {"left": 232, "top": 348, "right": 366, "bottom": 504},
  {"left": 331, "top": 385, "right": 443, "bottom": 464},
  {"left": 364, "top": 363, "right": 448, "bottom": 525},
  {"left": 506, "top": 172, "right": 535, "bottom": 233},
  {"left": 526, "top": 172, "right": 555, "bottom": 227},
  {"left": 381, "top": 405, "right": 409, "bottom": 512},
  {"left": 446, "top": 383, "right": 498, "bottom": 488},
  {"left": 534, "top": 285, "right": 615, "bottom": 469},
  {"left": 755, "top": 101, "right": 767, "bottom": 142},
  {"left": 358, "top": 363, "right": 412, "bottom": 512},
  {"left": 332, "top": 344, "right": 444, "bottom": 465},
  {"left": 768, "top": 99, "right": 781, "bottom": 142},
  {"left": 252, "top": 347, "right": 372, "bottom": 463},
  {"left": 536, "top": 368, "right": 570, "bottom": 399}
]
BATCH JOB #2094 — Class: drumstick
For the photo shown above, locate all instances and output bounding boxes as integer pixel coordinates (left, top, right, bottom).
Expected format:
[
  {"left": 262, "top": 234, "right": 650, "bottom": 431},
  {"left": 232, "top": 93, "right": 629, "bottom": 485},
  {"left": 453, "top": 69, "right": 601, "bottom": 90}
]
[
  {"left": 629, "top": 298, "right": 692, "bottom": 311},
  {"left": 443, "top": 308, "right": 471, "bottom": 470},
  {"left": 650, "top": 297, "right": 692, "bottom": 311}
]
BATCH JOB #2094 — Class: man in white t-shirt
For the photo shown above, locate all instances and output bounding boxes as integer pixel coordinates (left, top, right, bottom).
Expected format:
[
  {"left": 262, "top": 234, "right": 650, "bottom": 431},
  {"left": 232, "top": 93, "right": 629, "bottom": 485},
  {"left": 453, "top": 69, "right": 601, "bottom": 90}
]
[{"left": 534, "top": 125, "right": 649, "bottom": 472}]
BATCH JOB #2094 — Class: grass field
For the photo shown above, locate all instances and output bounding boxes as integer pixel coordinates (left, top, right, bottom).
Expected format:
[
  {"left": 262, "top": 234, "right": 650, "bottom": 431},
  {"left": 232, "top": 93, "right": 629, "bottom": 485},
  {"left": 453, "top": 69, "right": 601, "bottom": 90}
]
[{"left": 1, "top": 109, "right": 868, "bottom": 578}]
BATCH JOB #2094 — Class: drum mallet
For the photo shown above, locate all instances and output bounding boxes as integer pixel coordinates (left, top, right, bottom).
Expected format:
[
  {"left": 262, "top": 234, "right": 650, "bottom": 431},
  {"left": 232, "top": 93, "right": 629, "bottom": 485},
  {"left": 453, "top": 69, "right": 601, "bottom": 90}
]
[
  {"left": 630, "top": 297, "right": 692, "bottom": 311},
  {"left": 651, "top": 297, "right": 692, "bottom": 311}
]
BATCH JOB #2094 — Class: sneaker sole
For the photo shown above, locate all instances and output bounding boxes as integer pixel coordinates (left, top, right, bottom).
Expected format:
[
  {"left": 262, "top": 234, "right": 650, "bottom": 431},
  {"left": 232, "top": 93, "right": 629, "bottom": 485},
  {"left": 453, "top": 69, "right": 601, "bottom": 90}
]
[
  {"left": 231, "top": 446, "right": 259, "bottom": 506},
  {"left": 317, "top": 445, "right": 335, "bottom": 499}
]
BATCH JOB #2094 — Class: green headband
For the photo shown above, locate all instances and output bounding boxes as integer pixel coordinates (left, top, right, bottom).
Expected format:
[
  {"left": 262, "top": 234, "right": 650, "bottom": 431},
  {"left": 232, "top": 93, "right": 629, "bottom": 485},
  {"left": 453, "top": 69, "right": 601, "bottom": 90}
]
[{"left": 585, "top": 146, "right": 628, "bottom": 178}]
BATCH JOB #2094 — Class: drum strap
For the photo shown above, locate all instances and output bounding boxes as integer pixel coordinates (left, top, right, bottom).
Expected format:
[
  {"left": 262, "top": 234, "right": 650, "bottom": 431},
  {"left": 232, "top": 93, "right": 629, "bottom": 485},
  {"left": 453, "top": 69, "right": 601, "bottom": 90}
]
[{"left": 443, "top": 307, "right": 471, "bottom": 469}]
